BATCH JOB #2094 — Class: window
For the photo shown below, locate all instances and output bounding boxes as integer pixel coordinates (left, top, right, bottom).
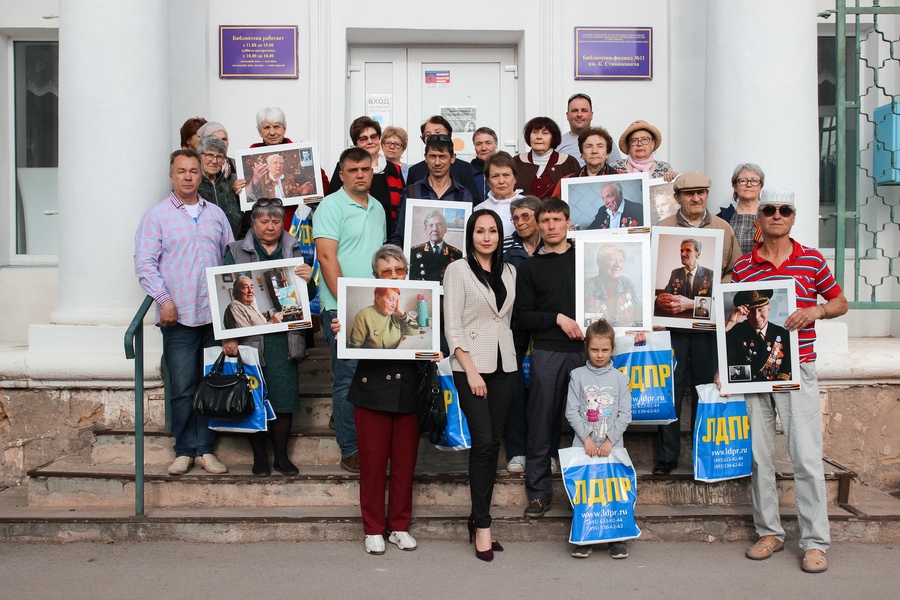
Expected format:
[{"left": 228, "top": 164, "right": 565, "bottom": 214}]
[
  {"left": 817, "top": 33, "right": 857, "bottom": 250},
  {"left": 14, "top": 41, "right": 59, "bottom": 256}
]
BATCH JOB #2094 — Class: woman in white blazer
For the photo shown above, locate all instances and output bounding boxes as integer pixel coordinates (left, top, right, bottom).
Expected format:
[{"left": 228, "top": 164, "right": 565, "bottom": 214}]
[{"left": 443, "top": 208, "right": 517, "bottom": 562}]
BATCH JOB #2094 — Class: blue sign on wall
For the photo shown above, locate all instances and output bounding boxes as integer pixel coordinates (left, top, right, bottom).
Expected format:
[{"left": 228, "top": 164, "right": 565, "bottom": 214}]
[{"left": 575, "top": 27, "right": 653, "bottom": 80}]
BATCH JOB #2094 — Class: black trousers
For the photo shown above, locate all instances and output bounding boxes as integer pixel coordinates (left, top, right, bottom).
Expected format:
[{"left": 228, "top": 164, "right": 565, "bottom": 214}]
[
  {"left": 656, "top": 330, "right": 718, "bottom": 463},
  {"left": 525, "top": 348, "right": 584, "bottom": 502},
  {"left": 455, "top": 369, "right": 515, "bottom": 529}
]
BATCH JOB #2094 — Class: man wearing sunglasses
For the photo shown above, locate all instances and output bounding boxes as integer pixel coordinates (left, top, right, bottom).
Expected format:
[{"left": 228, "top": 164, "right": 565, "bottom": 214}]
[
  {"left": 732, "top": 189, "right": 848, "bottom": 574},
  {"left": 405, "top": 115, "right": 481, "bottom": 201},
  {"left": 653, "top": 172, "right": 742, "bottom": 476}
]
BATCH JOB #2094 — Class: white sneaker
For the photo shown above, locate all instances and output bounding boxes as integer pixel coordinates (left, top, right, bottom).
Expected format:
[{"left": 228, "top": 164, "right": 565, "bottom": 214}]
[
  {"left": 507, "top": 456, "right": 526, "bottom": 473},
  {"left": 388, "top": 530, "right": 417, "bottom": 551},
  {"left": 365, "top": 535, "right": 385, "bottom": 555},
  {"left": 550, "top": 457, "right": 560, "bottom": 475},
  {"left": 195, "top": 453, "right": 228, "bottom": 474},
  {"left": 167, "top": 456, "right": 193, "bottom": 476}
]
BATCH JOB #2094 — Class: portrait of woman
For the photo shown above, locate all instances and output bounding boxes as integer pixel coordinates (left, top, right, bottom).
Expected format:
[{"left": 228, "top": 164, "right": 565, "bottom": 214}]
[
  {"left": 583, "top": 244, "right": 642, "bottom": 327},
  {"left": 348, "top": 287, "right": 419, "bottom": 349}
]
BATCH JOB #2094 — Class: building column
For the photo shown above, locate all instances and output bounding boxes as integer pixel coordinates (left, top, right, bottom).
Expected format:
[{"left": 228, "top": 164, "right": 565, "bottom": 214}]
[
  {"left": 705, "top": 0, "right": 820, "bottom": 246},
  {"left": 27, "top": 0, "right": 171, "bottom": 383}
]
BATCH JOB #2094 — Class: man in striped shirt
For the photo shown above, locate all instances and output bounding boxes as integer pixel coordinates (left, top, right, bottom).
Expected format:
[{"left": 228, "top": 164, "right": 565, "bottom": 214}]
[
  {"left": 732, "top": 189, "right": 848, "bottom": 574},
  {"left": 134, "top": 149, "right": 234, "bottom": 476}
]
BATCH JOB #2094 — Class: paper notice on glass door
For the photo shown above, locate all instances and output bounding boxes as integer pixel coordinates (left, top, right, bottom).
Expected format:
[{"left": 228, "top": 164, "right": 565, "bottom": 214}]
[{"left": 366, "top": 94, "right": 392, "bottom": 127}]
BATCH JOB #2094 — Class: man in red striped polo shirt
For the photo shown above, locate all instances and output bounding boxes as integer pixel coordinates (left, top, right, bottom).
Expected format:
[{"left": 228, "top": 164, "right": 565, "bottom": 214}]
[{"left": 732, "top": 189, "right": 848, "bottom": 574}]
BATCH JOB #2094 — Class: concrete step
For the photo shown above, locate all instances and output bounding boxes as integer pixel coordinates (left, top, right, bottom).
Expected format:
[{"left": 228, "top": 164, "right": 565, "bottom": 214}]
[
  {"left": 89, "top": 426, "right": 692, "bottom": 470},
  {"left": 3, "top": 485, "right": 899, "bottom": 544},
  {"left": 25, "top": 454, "right": 851, "bottom": 511}
]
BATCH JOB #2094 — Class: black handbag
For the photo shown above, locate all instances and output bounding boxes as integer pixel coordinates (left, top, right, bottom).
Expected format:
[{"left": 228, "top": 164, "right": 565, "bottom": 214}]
[
  {"left": 192, "top": 351, "right": 255, "bottom": 420},
  {"left": 416, "top": 362, "right": 447, "bottom": 444}
]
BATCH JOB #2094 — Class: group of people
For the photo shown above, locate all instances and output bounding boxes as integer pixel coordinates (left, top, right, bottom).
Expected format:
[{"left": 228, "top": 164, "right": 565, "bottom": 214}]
[{"left": 136, "top": 95, "right": 847, "bottom": 573}]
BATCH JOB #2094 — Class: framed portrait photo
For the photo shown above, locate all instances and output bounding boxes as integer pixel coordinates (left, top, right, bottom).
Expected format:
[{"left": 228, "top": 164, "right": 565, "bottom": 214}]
[
  {"left": 716, "top": 280, "right": 801, "bottom": 395},
  {"left": 560, "top": 172, "right": 650, "bottom": 232},
  {"left": 403, "top": 198, "right": 471, "bottom": 286},
  {"left": 651, "top": 227, "right": 724, "bottom": 330},
  {"left": 235, "top": 142, "right": 324, "bottom": 210},
  {"left": 648, "top": 178, "right": 678, "bottom": 225},
  {"left": 206, "top": 257, "right": 313, "bottom": 340},
  {"left": 336, "top": 278, "right": 442, "bottom": 360},
  {"left": 574, "top": 229, "right": 652, "bottom": 334}
]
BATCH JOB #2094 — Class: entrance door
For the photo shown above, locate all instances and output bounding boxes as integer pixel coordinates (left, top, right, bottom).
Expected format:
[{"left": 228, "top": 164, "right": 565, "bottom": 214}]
[{"left": 348, "top": 46, "right": 518, "bottom": 164}]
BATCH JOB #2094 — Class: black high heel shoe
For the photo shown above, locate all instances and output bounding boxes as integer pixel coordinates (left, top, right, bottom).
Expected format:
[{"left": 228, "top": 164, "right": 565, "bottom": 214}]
[{"left": 467, "top": 518, "right": 503, "bottom": 556}]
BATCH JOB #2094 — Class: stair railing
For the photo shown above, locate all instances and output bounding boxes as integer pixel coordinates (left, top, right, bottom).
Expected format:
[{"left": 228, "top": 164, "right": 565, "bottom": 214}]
[{"left": 124, "top": 295, "right": 154, "bottom": 516}]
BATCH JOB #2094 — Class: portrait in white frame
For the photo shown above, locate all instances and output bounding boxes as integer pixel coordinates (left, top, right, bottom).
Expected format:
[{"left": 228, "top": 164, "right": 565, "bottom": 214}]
[
  {"left": 207, "top": 257, "right": 313, "bottom": 341},
  {"left": 402, "top": 198, "right": 471, "bottom": 285},
  {"left": 235, "top": 141, "right": 324, "bottom": 210},
  {"left": 574, "top": 229, "right": 652, "bottom": 334},
  {"left": 651, "top": 227, "right": 724, "bottom": 331},
  {"left": 716, "top": 280, "right": 801, "bottom": 395},
  {"left": 560, "top": 172, "right": 651, "bottom": 231},
  {"left": 648, "top": 178, "right": 678, "bottom": 225},
  {"left": 336, "top": 278, "right": 441, "bottom": 360}
]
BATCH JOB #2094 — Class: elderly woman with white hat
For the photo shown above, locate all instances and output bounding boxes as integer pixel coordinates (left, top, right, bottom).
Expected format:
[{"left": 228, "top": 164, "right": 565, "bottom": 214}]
[{"left": 609, "top": 120, "right": 678, "bottom": 182}]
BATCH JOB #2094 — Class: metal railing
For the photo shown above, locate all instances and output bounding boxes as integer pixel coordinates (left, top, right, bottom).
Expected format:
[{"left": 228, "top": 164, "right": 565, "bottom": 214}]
[
  {"left": 123, "top": 295, "right": 154, "bottom": 517},
  {"left": 822, "top": 1, "right": 900, "bottom": 309}
]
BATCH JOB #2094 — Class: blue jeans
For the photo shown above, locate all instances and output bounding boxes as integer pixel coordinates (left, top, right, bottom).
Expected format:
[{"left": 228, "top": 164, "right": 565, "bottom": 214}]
[
  {"left": 160, "top": 322, "right": 218, "bottom": 458},
  {"left": 322, "top": 310, "right": 358, "bottom": 458}
]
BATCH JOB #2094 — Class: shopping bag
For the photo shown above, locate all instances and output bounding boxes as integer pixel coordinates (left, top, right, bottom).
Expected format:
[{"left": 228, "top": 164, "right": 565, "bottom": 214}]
[
  {"left": 560, "top": 446, "right": 641, "bottom": 545},
  {"left": 434, "top": 358, "right": 471, "bottom": 451},
  {"left": 204, "top": 346, "right": 275, "bottom": 433},
  {"left": 692, "top": 383, "right": 752, "bottom": 482},
  {"left": 521, "top": 339, "right": 533, "bottom": 388},
  {"left": 611, "top": 331, "right": 677, "bottom": 425},
  {"left": 289, "top": 205, "right": 321, "bottom": 315}
]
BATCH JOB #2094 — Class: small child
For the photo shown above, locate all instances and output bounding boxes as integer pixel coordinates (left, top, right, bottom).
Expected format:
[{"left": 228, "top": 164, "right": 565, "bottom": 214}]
[{"left": 564, "top": 319, "right": 632, "bottom": 559}]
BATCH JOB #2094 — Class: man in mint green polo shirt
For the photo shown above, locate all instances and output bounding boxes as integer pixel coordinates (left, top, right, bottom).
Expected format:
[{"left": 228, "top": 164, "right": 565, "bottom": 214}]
[{"left": 314, "top": 147, "right": 387, "bottom": 472}]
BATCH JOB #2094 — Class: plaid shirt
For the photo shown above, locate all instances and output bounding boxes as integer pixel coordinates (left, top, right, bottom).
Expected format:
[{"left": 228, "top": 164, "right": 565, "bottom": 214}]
[{"left": 134, "top": 192, "right": 234, "bottom": 327}]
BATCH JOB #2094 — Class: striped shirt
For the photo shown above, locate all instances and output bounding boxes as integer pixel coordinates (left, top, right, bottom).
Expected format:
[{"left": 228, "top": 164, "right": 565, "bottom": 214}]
[
  {"left": 732, "top": 239, "right": 842, "bottom": 363},
  {"left": 134, "top": 192, "right": 234, "bottom": 327}
]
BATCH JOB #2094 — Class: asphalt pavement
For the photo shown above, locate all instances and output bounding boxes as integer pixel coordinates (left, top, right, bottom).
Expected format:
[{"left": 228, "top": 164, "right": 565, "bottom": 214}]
[{"left": 1, "top": 539, "right": 897, "bottom": 599}]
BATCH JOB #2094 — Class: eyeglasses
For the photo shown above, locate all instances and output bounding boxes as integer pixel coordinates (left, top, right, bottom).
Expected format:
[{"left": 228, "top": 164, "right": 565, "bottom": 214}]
[
  {"left": 760, "top": 205, "right": 795, "bottom": 217},
  {"left": 201, "top": 152, "right": 225, "bottom": 163},
  {"left": 378, "top": 266, "right": 408, "bottom": 278},
  {"left": 254, "top": 198, "right": 284, "bottom": 208},
  {"left": 383, "top": 140, "right": 404, "bottom": 148},
  {"left": 737, "top": 178, "right": 762, "bottom": 187},
  {"left": 629, "top": 137, "right": 654, "bottom": 147},
  {"left": 511, "top": 212, "right": 533, "bottom": 223},
  {"left": 357, "top": 133, "right": 380, "bottom": 143}
]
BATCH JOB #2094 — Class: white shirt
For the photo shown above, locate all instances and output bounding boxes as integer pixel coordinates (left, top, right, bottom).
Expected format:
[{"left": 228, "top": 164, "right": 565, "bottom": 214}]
[
  {"left": 607, "top": 202, "right": 624, "bottom": 229},
  {"left": 474, "top": 190, "right": 524, "bottom": 238}
]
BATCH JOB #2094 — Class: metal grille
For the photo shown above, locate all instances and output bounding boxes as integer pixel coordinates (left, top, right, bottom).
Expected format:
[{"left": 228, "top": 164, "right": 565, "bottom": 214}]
[{"left": 822, "top": 1, "right": 900, "bottom": 309}]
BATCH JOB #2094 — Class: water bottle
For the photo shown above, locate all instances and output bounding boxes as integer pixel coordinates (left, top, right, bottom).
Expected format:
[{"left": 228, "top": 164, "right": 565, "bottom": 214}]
[{"left": 416, "top": 294, "right": 429, "bottom": 327}]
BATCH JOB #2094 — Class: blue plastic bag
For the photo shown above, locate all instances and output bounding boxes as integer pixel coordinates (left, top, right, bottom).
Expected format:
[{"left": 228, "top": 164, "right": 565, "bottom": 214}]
[
  {"left": 611, "top": 331, "right": 677, "bottom": 425},
  {"left": 289, "top": 206, "right": 321, "bottom": 315},
  {"left": 204, "top": 346, "right": 276, "bottom": 433},
  {"left": 434, "top": 358, "right": 471, "bottom": 451},
  {"left": 560, "top": 446, "right": 641, "bottom": 544},
  {"left": 692, "top": 383, "right": 752, "bottom": 482}
]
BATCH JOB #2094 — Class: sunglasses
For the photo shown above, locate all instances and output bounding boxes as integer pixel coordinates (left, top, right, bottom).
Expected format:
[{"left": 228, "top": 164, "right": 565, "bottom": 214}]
[
  {"left": 426, "top": 134, "right": 453, "bottom": 144},
  {"left": 378, "top": 266, "right": 408, "bottom": 278},
  {"left": 511, "top": 212, "right": 533, "bottom": 223},
  {"left": 254, "top": 198, "right": 284, "bottom": 208},
  {"left": 760, "top": 205, "right": 794, "bottom": 217},
  {"left": 568, "top": 93, "right": 592, "bottom": 104},
  {"left": 357, "top": 133, "right": 380, "bottom": 143}
]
